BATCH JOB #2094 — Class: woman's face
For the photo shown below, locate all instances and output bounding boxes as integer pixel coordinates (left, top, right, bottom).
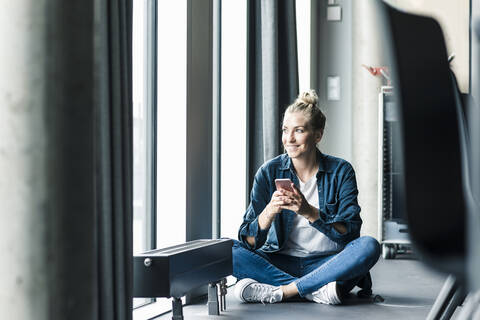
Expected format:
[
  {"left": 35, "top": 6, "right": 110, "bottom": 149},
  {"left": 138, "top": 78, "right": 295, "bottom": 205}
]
[{"left": 282, "top": 111, "right": 322, "bottom": 160}]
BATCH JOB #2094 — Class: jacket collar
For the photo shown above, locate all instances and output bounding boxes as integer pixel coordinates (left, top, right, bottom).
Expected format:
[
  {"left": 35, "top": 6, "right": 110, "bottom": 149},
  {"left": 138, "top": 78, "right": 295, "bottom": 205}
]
[{"left": 280, "top": 149, "right": 333, "bottom": 173}]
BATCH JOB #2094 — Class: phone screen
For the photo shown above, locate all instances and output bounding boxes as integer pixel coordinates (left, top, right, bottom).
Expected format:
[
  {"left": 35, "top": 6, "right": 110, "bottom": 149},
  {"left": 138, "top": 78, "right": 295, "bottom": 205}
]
[{"left": 275, "top": 179, "right": 294, "bottom": 192}]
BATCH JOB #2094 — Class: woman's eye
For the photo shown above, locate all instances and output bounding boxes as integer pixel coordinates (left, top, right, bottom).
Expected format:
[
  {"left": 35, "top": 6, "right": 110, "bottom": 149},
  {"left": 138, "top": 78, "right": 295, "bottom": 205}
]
[
  {"left": 295, "top": 129, "right": 304, "bottom": 133},
  {"left": 282, "top": 128, "right": 287, "bottom": 133}
]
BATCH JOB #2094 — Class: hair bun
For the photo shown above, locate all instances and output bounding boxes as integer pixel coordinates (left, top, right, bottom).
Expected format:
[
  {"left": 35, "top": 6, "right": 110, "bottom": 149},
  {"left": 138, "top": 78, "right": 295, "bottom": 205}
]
[
  {"left": 298, "top": 90, "right": 318, "bottom": 106},
  {"left": 285, "top": 89, "right": 325, "bottom": 132}
]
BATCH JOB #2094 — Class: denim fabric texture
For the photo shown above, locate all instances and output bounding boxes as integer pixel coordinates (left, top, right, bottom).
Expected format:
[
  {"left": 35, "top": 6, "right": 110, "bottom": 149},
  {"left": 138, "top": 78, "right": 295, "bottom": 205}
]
[
  {"left": 232, "top": 236, "right": 381, "bottom": 297},
  {"left": 238, "top": 149, "right": 362, "bottom": 252}
]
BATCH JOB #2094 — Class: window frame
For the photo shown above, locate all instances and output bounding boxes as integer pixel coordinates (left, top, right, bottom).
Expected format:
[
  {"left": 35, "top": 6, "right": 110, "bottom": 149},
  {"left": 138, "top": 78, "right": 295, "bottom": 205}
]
[
  {"left": 132, "top": 0, "right": 157, "bottom": 310},
  {"left": 146, "top": 0, "right": 158, "bottom": 252}
]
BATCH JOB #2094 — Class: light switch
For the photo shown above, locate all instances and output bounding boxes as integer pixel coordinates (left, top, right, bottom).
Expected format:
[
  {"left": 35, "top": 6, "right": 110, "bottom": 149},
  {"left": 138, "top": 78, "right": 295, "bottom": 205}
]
[
  {"left": 327, "top": 6, "right": 342, "bottom": 21},
  {"left": 327, "top": 76, "right": 340, "bottom": 101}
]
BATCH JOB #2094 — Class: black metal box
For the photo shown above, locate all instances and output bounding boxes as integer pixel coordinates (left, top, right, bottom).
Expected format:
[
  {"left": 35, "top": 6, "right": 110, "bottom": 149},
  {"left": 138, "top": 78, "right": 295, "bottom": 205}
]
[{"left": 133, "top": 238, "right": 233, "bottom": 298}]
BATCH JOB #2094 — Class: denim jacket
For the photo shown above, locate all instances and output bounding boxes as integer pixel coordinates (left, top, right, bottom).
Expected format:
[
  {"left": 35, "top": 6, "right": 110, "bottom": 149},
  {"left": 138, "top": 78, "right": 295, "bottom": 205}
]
[{"left": 238, "top": 149, "right": 362, "bottom": 252}]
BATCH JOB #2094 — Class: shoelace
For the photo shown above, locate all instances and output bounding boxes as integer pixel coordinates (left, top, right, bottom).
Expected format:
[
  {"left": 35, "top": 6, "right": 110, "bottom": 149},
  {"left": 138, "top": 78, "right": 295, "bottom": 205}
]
[{"left": 248, "top": 283, "right": 276, "bottom": 304}]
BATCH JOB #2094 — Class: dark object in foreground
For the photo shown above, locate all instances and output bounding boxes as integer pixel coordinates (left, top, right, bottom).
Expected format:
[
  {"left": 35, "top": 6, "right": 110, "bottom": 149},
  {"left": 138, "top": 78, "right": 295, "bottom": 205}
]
[
  {"left": 383, "top": 2, "right": 471, "bottom": 319},
  {"left": 134, "top": 238, "right": 233, "bottom": 319}
]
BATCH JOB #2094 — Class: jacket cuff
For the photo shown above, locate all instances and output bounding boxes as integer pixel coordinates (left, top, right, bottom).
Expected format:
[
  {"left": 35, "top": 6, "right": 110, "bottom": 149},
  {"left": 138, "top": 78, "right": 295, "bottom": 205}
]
[
  {"left": 310, "top": 218, "right": 352, "bottom": 246},
  {"left": 239, "top": 218, "right": 269, "bottom": 250}
]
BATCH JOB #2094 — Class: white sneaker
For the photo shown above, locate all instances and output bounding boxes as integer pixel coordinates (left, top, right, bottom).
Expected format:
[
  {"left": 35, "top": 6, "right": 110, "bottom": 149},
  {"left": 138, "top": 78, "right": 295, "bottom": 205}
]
[
  {"left": 234, "top": 278, "right": 283, "bottom": 304},
  {"left": 305, "top": 281, "right": 341, "bottom": 305}
]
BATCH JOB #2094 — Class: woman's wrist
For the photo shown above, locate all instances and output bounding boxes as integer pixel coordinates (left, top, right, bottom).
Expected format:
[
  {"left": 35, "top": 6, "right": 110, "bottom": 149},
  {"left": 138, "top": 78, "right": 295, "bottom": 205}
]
[
  {"left": 304, "top": 204, "right": 319, "bottom": 222},
  {"left": 265, "top": 204, "right": 277, "bottom": 220},
  {"left": 258, "top": 204, "right": 276, "bottom": 230}
]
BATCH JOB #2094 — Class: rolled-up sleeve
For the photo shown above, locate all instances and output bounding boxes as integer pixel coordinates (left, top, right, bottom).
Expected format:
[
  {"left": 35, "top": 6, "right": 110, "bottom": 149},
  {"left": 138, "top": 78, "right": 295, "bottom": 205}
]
[
  {"left": 310, "top": 163, "right": 362, "bottom": 246},
  {"left": 238, "top": 167, "right": 271, "bottom": 250}
]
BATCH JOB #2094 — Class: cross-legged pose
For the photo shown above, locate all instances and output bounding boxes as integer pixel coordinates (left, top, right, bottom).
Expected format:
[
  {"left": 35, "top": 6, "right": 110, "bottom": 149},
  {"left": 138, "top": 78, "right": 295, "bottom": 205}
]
[{"left": 233, "top": 90, "right": 380, "bottom": 305}]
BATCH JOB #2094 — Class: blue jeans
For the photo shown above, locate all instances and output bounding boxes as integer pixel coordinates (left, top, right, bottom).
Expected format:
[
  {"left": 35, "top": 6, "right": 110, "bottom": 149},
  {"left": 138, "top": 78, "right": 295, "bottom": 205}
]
[{"left": 232, "top": 236, "right": 380, "bottom": 297}]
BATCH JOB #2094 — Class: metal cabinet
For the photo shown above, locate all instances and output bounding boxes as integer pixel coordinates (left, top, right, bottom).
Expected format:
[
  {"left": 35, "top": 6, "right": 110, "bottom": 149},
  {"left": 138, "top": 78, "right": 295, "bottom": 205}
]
[{"left": 377, "top": 86, "right": 411, "bottom": 259}]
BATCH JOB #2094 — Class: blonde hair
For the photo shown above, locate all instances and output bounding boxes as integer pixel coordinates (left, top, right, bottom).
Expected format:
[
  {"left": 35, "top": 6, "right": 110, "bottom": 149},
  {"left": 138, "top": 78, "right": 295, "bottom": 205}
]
[{"left": 284, "top": 90, "right": 326, "bottom": 133}]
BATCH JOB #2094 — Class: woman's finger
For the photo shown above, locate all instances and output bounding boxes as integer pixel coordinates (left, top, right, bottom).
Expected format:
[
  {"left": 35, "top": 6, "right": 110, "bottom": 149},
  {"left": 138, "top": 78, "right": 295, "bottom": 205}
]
[
  {"left": 272, "top": 193, "right": 287, "bottom": 200},
  {"left": 291, "top": 183, "right": 302, "bottom": 196},
  {"left": 282, "top": 198, "right": 299, "bottom": 207},
  {"left": 280, "top": 204, "right": 300, "bottom": 211},
  {"left": 284, "top": 193, "right": 301, "bottom": 203},
  {"left": 279, "top": 195, "right": 294, "bottom": 202},
  {"left": 273, "top": 190, "right": 284, "bottom": 197},
  {"left": 272, "top": 195, "right": 288, "bottom": 202},
  {"left": 272, "top": 198, "right": 289, "bottom": 206}
]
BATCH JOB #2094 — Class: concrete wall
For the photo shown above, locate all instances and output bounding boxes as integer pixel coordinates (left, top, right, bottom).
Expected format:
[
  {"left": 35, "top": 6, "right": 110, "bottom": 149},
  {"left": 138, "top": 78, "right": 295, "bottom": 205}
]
[
  {"left": 312, "top": 0, "right": 384, "bottom": 238},
  {"left": 311, "top": 0, "right": 353, "bottom": 163},
  {"left": 351, "top": 1, "right": 386, "bottom": 238},
  {"left": 0, "top": 1, "right": 49, "bottom": 319}
]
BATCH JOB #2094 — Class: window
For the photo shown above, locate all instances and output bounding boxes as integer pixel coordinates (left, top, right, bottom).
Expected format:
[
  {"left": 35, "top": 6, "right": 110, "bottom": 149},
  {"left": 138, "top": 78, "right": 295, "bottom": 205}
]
[
  {"left": 156, "top": 0, "right": 187, "bottom": 249},
  {"left": 220, "top": 0, "right": 247, "bottom": 240},
  {"left": 132, "top": 0, "right": 155, "bottom": 309},
  {"left": 132, "top": 0, "right": 187, "bottom": 317},
  {"left": 133, "top": 0, "right": 249, "bottom": 316},
  {"left": 296, "top": 0, "right": 311, "bottom": 92}
]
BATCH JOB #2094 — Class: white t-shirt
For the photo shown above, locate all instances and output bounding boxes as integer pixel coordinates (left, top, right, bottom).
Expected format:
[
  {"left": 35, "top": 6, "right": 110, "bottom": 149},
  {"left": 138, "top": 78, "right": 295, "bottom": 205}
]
[{"left": 280, "top": 175, "right": 343, "bottom": 257}]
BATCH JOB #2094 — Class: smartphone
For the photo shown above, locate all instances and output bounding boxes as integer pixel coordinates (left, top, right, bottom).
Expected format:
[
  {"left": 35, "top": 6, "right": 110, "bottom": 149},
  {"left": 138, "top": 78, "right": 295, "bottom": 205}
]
[{"left": 275, "top": 178, "right": 294, "bottom": 192}]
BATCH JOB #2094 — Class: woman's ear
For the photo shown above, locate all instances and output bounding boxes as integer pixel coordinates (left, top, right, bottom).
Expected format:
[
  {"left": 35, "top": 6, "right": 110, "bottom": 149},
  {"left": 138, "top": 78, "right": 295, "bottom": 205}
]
[{"left": 315, "top": 130, "right": 323, "bottom": 144}]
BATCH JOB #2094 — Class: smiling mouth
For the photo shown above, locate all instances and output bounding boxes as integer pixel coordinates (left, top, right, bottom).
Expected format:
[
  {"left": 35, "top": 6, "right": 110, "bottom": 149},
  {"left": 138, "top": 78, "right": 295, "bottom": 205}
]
[{"left": 285, "top": 145, "right": 299, "bottom": 150}]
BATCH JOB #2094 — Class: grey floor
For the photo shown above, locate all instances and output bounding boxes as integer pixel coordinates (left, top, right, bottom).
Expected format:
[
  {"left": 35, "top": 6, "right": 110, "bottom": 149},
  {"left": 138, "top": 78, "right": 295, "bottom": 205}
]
[{"left": 156, "top": 255, "right": 457, "bottom": 320}]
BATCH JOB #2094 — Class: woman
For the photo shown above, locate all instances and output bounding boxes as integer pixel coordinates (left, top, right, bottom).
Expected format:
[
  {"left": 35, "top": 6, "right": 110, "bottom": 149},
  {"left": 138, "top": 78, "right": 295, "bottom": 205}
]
[{"left": 233, "top": 90, "right": 380, "bottom": 304}]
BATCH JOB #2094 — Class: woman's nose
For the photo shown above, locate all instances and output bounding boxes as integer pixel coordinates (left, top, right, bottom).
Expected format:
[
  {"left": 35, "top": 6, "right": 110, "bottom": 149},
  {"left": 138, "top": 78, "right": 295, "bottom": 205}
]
[{"left": 287, "top": 131, "right": 295, "bottom": 142}]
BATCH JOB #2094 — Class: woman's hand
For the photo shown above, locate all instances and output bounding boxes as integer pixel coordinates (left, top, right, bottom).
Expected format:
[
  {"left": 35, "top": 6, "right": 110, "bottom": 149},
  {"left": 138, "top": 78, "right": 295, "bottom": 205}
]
[
  {"left": 259, "top": 184, "right": 320, "bottom": 232},
  {"left": 257, "top": 190, "right": 292, "bottom": 231},
  {"left": 265, "top": 190, "right": 290, "bottom": 218},
  {"left": 280, "top": 184, "right": 320, "bottom": 222}
]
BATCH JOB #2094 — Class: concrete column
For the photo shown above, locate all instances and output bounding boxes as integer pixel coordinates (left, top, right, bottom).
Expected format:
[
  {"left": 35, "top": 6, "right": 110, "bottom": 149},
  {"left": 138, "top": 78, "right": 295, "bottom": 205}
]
[
  {"left": 351, "top": 0, "right": 385, "bottom": 239},
  {"left": 0, "top": 1, "right": 49, "bottom": 319},
  {"left": 1, "top": 1, "right": 96, "bottom": 319}
]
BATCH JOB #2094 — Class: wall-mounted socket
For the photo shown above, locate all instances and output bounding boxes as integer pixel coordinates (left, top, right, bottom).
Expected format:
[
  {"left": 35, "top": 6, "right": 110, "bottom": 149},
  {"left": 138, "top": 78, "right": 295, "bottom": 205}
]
[
  {"left": 327, "top": 76, "right": 341, "bottom": 101},
  {"left": 327, "top": 6, "right": 342, "bottom": 21}
]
